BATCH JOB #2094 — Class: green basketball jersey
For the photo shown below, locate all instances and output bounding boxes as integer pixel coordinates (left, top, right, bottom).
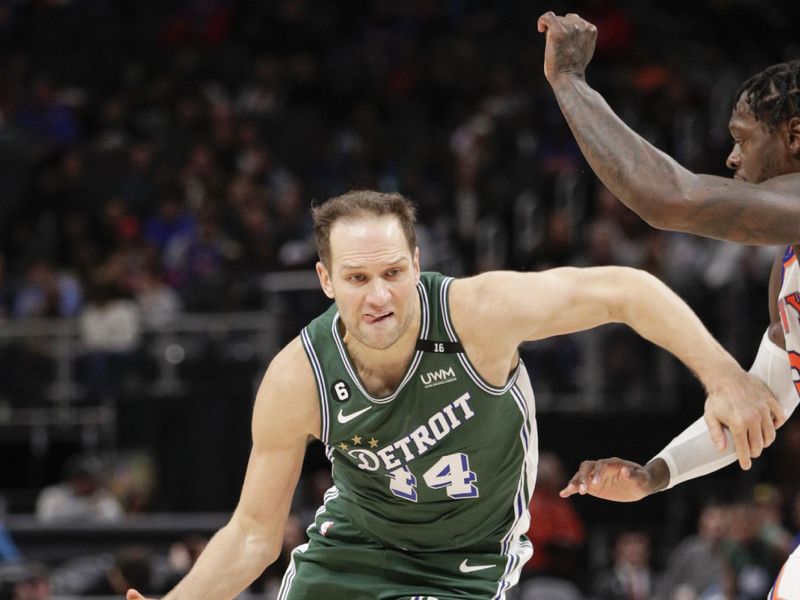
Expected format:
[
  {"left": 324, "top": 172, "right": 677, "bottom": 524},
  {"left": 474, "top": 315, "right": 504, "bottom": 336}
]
[{"left": 300, "top": 272, "right": 538, "bottom": 553}]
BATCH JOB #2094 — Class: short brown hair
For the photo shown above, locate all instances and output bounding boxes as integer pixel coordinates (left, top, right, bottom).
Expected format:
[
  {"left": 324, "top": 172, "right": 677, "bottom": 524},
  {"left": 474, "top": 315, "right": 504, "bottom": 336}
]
[{"left": 312, "top": 190, "right": 417, "bottom": 267}]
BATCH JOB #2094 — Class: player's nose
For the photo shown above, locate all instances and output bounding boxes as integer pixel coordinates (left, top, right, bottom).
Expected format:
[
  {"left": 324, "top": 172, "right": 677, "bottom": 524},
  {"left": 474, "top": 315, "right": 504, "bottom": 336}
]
[
  {"left": 726, "top": 147, "right": 741, "bottom": 171},
  {"left": 366, "top": 278, "right": 391, "bottom": 306}
]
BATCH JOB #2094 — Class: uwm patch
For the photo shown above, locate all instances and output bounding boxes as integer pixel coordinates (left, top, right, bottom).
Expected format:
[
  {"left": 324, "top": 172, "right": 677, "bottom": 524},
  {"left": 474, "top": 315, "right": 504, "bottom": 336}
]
[{"left": 420, "top": 366, "right": 457, "bottom": 388}]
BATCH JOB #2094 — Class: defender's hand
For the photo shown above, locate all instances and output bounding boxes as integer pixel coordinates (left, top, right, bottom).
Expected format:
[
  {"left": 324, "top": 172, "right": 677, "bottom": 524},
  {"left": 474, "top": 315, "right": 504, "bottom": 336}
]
[
  {"left": 126, "top": 590, "right": 154, "bottom": 600},
  {"left": 537, "top": 11, "right": 597, "bottom": 84},
  {"left": 560, "top": 458, "right": 669, "bottom": 502},
  {"left": 704, "top": 372, "right": 785, "bottom": 471}
]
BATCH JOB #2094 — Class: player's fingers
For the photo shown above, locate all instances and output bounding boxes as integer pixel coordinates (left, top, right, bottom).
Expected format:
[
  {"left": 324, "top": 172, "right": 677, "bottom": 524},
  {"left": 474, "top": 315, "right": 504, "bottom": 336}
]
[
  {"left": 731, "top": 428, "right": 752, "bottom": 470},
  {"left": 704, "top": 411, "right": 727, "bottom": 452},
  {"left": 769, "top": 396, "right": 787, "bottom": 428},
  {"left": 559, "top": 482, "right": 578, "bottom": 498},
  {"left": 537, "top": 11, "right": 564, "bottom": 33},
  {"left": 126, "top": 590, "right": 144, "bottom": 600},
  {"left": 569, "top": 460, "right": 597, "bottom": 494},
  {"left": 748, "top": 418, "right": 765, "bottom": 459},
  {"left": 761, "top": 405, "right": 777, "bottom": 448}
]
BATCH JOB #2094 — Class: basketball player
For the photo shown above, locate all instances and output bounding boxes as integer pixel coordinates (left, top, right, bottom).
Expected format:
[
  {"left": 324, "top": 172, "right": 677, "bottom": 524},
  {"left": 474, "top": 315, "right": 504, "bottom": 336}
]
[
  {"left": 538, "top": 11, "right": 800, "bottom": 596},
  {"left": 128, "top": 191, "right": 778, "bottom": 600}
]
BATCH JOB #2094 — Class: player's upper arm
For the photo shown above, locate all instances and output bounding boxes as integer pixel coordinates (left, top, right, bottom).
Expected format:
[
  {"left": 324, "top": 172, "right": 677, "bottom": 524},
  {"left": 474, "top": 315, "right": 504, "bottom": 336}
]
[
  {"left": 658, "top": 172, "right": 800, "bottom": 245},
  {"left": 452, "top": 267, "right": 639, "bottom": 346},
  {"left": 227, "top": 337, "right": 320, "bottom": 557}
]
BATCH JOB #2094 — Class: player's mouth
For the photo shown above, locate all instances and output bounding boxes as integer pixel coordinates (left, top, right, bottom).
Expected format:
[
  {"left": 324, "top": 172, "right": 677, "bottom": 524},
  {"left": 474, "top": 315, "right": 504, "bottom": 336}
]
[{"left": 363, "top": 311, "right": 393, "bottom": 324}]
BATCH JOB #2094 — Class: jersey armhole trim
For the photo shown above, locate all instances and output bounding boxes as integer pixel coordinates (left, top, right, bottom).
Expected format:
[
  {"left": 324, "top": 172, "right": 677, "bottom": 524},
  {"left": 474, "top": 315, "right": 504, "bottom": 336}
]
[
  {"left": 440, "top": 277, "right": 520, "bottom": 395},
  {"left": 301, "top": 327, "right": 330, "bottom": 444}
]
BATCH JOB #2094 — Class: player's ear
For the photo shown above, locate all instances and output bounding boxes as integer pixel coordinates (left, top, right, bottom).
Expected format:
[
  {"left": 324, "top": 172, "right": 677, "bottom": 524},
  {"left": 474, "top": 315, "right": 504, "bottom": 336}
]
[
  {"left": 316, "top": 261, "right": 335, "bottom": 299},
  {"left": 787, "top": 116, "right": 800, "bottom": 158}
]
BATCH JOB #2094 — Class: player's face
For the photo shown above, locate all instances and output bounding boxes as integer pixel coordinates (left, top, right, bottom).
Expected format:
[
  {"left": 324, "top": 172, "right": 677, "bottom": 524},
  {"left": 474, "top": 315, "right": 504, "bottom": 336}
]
[
  {"left": 317, "top": 215, "right": 420, "bottom": 350},
  {"left": 726, "top": 95, "right": 794, "bottom": 183}
]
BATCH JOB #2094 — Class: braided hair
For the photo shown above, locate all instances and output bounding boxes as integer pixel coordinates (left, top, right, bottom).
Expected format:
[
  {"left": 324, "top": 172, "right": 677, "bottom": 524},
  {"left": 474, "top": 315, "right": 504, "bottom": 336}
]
[{"left": 734, "top": 60, "right": 800, "bottom": 132}]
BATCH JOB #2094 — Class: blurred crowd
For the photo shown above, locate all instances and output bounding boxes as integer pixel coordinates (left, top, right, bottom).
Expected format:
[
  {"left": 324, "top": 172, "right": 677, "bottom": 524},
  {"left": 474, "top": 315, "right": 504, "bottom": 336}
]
[
  {"left": 1, "top": 1, "right": 797, "bottom": 358},
  {"left": 2, "top": 0, "right": 800, "bottom": 598},
  {"left": 0, "top": 0, "right": 793, "bottom": 408},
  {"left": 4, "top": 450, "right": 800, "bottom": 599}
]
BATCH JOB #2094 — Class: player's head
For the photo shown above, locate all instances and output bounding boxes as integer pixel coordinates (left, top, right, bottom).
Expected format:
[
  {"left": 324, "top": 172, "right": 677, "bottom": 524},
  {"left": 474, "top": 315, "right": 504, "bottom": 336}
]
[
  {"left": 313, "top": 190, "right": 421, "bottom": 350},
  {"left": 312, "top": 190, "right": 417, "bottom": 269},
  {"left": 727, "top": 60, "right": 800, "bottom": 183}
]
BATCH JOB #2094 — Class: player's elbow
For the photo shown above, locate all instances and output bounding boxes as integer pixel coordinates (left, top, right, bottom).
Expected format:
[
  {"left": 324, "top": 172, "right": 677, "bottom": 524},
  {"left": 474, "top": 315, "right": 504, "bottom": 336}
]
[
  {"left": 628, "top": 170, "right": 698, "bottom": 232},
  {"left": 634, "top": 194, "right": 692, "bottom": 231},
  {"left": 243, "top": 527, "right": 283, "bottom": 568},
  {"left": 226, "top": 515, "right": 284, "bottom": 571}
]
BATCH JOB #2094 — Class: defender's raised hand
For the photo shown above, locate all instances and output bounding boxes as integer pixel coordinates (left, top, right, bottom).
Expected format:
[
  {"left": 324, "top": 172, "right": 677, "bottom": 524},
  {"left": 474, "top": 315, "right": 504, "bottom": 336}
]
[
  {"left": 560, "top": 457, "right": 670, "bottom": 502},
  {"left": 537, "top": 11, "right": 597, "bottom": 84}
]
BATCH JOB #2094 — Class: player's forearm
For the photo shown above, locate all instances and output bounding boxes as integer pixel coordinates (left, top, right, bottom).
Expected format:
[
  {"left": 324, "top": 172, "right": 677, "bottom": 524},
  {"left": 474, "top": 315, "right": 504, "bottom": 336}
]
[
  {"left": 652, "top": 329, "right": 799, "bottom": 488},
  {"left": 616, "top": 270, "right": 740, "bottom": 393},
  {"left": 641, "top": 458, "right": 670, "bottom": 493},
  {"left": 549, "top": 75, "right": 694, "bottom": 228},
  {"left": 162, "top": 520, "right": 278, "bottom": 600}
]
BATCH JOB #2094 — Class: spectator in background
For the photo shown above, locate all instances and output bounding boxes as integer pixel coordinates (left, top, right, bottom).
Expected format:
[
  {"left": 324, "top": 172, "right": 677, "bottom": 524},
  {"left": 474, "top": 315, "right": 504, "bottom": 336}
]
[
  {"left": 82, "top": 546, "right": 154, "bottom": 597},
  {"left": 0, "top": 564, "right": 51, "bottom": 600},
  {"left": 16, "top": 75, "right": 79, "bottom": 155},
  {"left": 0, "top": 498, "right": 21, "bottom": 565},
  {"left": 78, "top": 282, "right": 141, "bottom": 402},
  {"left": 35, "top": 455, "right": 123, "bottom": 523},
  {"left": 133, "top": 266, "right": 182, "bottom": 329},
  {"left": 12, "top": 260, "right": 82, "bottom": 319},
  {"left": 721, "top": 501, "right": 784, "bottom": 600},
  {"left": 271, "top": 172, "right": 315, "bottom": 269},
  {"left": 159, "top": 535, "right": 208, "bottom": 594},
  {"left": 178, "top": 209, "right": 233, "bottom": 311},
  {"left": 522, "top": 452, "right": 585, "bottom": 578},
  {"left": 8, "top": 564, "right": 50, "bottom": 600},
  {"left": 143, "top": 191, "right": 196, "bottom": 269},
  {"left": 0, "top": 254, "right": 10, "bottom": 321},
  {"left": 592, "top": 530, "right": 654, "bottom": 600},
  {"left": 653, "top": 501, "right": 730, "bottom": 600}
]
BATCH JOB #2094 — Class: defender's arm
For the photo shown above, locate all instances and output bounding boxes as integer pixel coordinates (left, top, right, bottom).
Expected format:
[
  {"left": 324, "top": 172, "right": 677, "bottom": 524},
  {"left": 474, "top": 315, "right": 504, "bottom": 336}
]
[{"left": 538, "top": 11, "right": 800, "bottom": 245}]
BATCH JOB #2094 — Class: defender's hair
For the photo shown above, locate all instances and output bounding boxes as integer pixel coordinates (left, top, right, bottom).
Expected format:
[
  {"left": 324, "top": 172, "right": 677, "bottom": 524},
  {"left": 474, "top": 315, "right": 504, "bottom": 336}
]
[
  {"left": 312, "top": 190, "right": 417, "bottom": 267},
  {"left": 735, "top": 60, "right": 800, "bottom": 131}
]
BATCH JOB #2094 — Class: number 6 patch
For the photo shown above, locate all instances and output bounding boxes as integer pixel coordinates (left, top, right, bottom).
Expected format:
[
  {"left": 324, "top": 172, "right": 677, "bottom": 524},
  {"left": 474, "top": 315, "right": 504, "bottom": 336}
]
[{"left": 331, "top": 379, "right": 351, "bottom": 402}]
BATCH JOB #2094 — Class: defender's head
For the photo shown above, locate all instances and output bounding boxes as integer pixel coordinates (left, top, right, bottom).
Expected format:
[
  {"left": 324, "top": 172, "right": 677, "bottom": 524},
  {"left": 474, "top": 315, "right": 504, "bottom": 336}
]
[{"left": 727, "top": 60, "right": 800, "bottom": 183}]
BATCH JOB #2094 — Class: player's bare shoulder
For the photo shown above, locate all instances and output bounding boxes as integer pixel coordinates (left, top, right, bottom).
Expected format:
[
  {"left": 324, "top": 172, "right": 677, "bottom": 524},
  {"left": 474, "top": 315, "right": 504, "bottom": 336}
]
[
  {"left": 253, "top": 336, "right": 321, "bottom": 441},
  {"left": 448, "top": 272, "right": 528, "bottom": 348}
]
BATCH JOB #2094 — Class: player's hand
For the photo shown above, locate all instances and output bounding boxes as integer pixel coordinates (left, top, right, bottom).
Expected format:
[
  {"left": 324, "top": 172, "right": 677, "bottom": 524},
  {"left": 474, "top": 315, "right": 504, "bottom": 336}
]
[
  {"left": 537, "top": 11, "right": 597, "bottom": 85},
  {"left": 559, "top": 457, "right": 669, "bottom": 502},
  {"left": 704, "top": 371, "right": 785, "bottom": 470},
  {"left": 126, "top": 590, "right": 154, "bottom": 600}
]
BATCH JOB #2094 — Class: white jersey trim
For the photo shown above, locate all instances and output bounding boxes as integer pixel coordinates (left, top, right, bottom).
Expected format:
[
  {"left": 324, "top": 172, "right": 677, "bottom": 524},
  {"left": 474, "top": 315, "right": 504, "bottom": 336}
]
[
  {"left": 439, "top": 277, "right": 521, "bottom": 396},
  {"left": 301, "top": 328, "right": 330, "bottom": 444}
]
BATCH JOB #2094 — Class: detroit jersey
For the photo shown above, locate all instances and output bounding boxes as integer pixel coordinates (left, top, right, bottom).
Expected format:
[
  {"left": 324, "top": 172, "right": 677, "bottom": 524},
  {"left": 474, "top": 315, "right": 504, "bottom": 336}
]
[{"left": 300, "top": 272, "right": 538, "bottom": 553}]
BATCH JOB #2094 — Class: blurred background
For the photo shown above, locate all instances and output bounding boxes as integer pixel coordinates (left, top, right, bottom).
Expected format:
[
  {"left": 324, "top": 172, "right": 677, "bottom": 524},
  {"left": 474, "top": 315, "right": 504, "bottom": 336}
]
[{"left": 1, "top": 0, "right": 799, "bottom": 598}]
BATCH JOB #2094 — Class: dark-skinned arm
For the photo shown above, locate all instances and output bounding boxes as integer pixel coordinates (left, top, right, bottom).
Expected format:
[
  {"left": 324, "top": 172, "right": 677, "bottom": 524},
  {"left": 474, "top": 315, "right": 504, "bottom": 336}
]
[{"left": 538, "top": 11, "right": 800, "bottom": 245}]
